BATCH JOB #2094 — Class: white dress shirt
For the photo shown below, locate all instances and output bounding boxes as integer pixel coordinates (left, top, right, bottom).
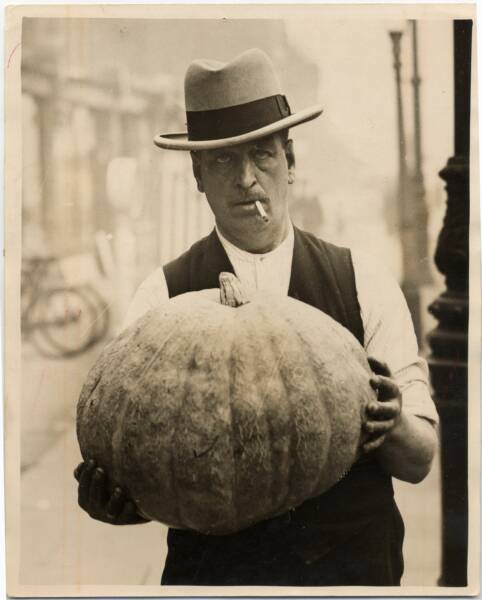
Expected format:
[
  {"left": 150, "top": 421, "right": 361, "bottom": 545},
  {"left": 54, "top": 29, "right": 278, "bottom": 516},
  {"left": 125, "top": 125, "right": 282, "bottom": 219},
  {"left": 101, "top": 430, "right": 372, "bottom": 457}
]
[{"left": 123, "top": 224, "right": 439, "bottom": 425}]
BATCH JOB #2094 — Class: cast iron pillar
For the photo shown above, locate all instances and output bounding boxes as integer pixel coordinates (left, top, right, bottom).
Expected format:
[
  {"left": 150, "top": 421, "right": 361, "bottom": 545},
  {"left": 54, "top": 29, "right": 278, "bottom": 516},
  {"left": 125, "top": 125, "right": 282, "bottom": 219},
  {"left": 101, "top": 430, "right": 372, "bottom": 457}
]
[{"left": 427, "top": 19, "right": 472, "bottom": 587}]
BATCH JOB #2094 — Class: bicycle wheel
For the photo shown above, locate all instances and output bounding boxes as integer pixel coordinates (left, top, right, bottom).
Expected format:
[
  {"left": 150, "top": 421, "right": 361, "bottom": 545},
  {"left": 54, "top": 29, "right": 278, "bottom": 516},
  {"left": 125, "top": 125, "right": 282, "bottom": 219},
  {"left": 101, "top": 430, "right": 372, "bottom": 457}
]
[
  {"left": 35, "top": 287, "right": 100, "bottom": 358},
  {"left": 26, "top": 294, "right": 67, "bottom": 359}
]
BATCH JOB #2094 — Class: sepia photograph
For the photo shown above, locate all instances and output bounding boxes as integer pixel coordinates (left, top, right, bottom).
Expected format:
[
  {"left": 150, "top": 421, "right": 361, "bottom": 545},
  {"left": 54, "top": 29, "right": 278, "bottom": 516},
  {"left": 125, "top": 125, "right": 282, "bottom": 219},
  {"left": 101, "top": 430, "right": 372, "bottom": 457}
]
[{"left": 4, "top": 3, "right": 480, "bottom": 596}]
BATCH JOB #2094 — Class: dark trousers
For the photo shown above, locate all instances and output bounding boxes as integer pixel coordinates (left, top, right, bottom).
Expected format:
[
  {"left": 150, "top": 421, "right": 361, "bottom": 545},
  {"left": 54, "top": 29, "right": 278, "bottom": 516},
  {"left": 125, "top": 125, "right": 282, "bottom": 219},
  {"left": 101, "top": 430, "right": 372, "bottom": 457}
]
[{"left": 161, "top": 500, "right": 405, "bottom": 586}]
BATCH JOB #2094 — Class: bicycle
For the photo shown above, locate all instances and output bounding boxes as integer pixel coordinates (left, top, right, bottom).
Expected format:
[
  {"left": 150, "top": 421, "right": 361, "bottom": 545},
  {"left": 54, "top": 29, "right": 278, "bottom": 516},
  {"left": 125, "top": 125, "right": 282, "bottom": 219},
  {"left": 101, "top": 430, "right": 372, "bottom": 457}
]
[{"left": 21, "top": 254, "right": 110, "bottom": 359}]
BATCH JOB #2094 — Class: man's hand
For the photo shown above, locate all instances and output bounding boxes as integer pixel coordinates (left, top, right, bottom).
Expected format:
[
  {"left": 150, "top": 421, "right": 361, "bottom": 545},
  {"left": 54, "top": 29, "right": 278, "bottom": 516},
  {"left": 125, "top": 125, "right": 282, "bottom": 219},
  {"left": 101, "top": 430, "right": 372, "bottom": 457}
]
[
  {"left": 362, "top": 357, "right": 402, "bottom": 454},
  {"left": 361, "top": 357, "right": 437, "bottom": 483},
  {"left": 74, "top": 459, "right": 150, "bottom": 525}
]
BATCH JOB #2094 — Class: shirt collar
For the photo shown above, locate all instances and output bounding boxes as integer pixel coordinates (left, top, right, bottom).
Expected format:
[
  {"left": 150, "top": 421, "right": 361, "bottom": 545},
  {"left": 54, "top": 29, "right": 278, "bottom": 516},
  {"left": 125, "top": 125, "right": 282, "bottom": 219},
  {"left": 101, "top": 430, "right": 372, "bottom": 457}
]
[{"left": 215, "top": 221, "right": 295, "bottom": 264}]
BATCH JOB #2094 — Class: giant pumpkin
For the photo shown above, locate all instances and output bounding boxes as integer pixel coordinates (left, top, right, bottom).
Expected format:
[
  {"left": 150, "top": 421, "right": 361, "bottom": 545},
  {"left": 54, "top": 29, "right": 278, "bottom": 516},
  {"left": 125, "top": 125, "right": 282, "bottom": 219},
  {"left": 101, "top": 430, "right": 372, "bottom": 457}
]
[{"left": 77, "top": 272, "right": 375, "bottom": 535}]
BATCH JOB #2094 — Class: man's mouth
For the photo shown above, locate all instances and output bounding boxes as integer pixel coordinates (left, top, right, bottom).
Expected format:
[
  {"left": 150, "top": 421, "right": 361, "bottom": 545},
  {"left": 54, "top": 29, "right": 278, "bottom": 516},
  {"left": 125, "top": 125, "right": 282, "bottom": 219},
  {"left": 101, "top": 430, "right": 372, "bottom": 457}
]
[
  {"left": 232, "top": 197, "right": 270, "bottom": 223},
  {"left": 234, "top": 197, "right": 268, "bottom": 206}
]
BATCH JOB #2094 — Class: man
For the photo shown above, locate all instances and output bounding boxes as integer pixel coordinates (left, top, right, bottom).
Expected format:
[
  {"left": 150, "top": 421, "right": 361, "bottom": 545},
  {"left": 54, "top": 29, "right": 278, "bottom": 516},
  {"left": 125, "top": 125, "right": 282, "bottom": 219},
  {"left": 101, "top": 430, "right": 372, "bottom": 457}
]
[{"left": 75, "top": 48, "right": 438, "bottom": 586}]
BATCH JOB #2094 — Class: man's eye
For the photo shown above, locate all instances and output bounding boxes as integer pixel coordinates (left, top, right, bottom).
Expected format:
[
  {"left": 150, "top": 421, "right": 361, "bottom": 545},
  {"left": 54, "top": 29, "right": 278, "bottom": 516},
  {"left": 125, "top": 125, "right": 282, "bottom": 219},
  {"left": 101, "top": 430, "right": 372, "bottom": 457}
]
[
  {"left": 255, "top": 150, "right": 271, "bottom": 160},
  {"left": 215, "top": 154, "right": 232, "bottom": 164}
]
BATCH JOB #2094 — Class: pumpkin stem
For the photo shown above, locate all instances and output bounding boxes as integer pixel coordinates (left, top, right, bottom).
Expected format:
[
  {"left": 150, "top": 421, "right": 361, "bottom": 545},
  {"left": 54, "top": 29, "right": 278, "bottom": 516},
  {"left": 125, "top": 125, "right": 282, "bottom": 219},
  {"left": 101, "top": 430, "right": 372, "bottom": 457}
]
[{"left": 219, "top": 272, "right": 250, "bottom": 307}]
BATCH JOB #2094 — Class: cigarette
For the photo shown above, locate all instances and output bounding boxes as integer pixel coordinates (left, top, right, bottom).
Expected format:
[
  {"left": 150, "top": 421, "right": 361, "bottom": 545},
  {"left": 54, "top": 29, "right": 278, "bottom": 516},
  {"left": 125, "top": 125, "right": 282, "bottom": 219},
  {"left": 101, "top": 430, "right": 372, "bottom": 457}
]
[{"left": 255, "top": 200, "right": 269, "bottom": 222}]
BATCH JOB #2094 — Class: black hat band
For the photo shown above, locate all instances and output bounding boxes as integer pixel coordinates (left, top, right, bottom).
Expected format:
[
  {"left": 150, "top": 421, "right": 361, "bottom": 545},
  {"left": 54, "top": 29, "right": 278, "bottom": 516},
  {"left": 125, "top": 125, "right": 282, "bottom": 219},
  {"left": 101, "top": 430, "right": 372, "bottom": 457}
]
[{"left": 186, "top": 94, "right": 291, "bottom": 142}]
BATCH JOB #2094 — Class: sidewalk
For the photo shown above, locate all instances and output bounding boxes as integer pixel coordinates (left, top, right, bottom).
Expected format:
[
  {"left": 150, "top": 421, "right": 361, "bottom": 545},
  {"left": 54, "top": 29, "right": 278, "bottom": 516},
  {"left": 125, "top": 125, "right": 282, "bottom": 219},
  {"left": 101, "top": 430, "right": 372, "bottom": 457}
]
[
  {"left": 20, "top": 342, "right": 166, "bottom": 586},
  {"left": 21, "top": 422, "right": 166, "bottom": 586},
  {"left": 394, "top": 456, "right": 442, "bottom": 586}
]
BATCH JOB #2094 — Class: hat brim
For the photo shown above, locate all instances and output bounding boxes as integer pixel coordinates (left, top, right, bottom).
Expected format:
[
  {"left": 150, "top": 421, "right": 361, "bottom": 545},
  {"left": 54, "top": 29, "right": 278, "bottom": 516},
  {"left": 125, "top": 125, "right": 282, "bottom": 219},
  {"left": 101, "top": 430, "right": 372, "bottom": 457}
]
[{"left": 153, "top": 104, "right": 323, "bottom": 151}]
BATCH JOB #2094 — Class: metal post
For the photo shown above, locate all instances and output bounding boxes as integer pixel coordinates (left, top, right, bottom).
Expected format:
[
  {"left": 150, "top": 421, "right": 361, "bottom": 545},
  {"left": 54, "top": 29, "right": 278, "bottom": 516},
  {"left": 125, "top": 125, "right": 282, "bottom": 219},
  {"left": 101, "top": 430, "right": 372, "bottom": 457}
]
[
  {"left": 427, "top": 19, "right": 472, "bottom": 587},
  {"left": 410, "top": 20, "right": 432, "bottom": 287},
  {"left": 389, "top": 32, "right": 408, "bottom": 199},
  {"left": 389, "top": 30, "right": 423, "bottom": 341}
]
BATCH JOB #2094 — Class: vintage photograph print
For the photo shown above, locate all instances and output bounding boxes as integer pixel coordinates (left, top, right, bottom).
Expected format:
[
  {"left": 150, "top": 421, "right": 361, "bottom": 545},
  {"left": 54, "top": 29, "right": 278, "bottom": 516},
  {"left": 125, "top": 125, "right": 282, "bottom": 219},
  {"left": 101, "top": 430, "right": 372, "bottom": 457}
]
[{"left": 4, "top": 3, "right": 480, "bottom": 597}]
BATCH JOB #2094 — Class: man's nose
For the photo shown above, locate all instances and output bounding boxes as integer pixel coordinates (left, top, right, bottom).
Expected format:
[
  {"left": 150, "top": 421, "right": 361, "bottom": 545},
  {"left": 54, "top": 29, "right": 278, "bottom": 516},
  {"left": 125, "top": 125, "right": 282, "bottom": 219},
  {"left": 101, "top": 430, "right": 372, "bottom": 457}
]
[{"left": 235, "top": 156, "right": 257, "bottom": 190}]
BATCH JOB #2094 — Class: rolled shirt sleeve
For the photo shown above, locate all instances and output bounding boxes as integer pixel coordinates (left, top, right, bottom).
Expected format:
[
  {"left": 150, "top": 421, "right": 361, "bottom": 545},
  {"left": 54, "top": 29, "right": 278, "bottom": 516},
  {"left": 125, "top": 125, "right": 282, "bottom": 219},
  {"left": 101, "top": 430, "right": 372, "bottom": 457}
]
[
  {"left": 122, "top": 266, "right": 170, "bottom": 331},
  {"left": 352, "top": 250, "right": 439, "bottom": 426}
]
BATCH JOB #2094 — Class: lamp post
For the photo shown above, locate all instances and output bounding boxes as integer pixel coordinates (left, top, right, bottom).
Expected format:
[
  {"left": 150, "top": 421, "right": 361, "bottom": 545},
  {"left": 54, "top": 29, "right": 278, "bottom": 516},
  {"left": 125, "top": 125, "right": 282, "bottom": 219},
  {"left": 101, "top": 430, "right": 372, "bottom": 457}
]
[{"left": 427, "top": 19, "right": 472, "bottom": 587}]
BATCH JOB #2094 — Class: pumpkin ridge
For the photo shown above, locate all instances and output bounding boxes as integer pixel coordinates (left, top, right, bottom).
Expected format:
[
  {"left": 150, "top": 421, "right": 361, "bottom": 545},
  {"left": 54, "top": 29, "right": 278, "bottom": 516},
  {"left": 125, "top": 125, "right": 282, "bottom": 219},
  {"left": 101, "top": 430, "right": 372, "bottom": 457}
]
[
  {"left": 227, "top": 314, "right": 240, "bottom": 532},
  {"left": 264, "top": 313, "right": 291, "bottom": 514},
  {"left": 110, "top": 388, "right": 133, "bottom": 491},
  {"left": 290, "top": 320, "right": 333, "bottom": 497},
  {"left": 131, "top": 314, "right": 188, "bottom": 525},
  {"left": 245, "top": 307, "right": 277, "bottom": 520},
  {"left": 262, "top": 309, "right": 296, "bottom": 513},
  {"left": 262, "top": 329, "right": 276, "bottom": 517},
  {"left": 130, "top": 317, "right": 186, "bottom": 525},
  {"left": 169, "top": 323, "right": 196, "bottom": 528},
  {"left": 79, "top": 328, "right": 136, "bottom": 482},
  {"left": 283, "top": 303, "right": 366, "bottom": 494}
]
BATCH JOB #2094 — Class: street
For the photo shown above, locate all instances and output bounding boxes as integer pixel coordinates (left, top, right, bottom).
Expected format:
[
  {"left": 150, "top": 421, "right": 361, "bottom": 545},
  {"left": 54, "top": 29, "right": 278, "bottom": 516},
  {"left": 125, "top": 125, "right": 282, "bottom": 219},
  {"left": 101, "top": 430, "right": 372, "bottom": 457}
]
[{"left": 19, "top": 340, "right": 441, "bottom": 587}]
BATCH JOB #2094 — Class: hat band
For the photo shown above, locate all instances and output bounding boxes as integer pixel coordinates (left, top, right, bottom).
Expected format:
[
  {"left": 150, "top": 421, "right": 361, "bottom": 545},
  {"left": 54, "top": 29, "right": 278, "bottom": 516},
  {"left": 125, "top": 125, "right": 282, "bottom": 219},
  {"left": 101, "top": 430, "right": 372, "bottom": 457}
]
[{"left": 186, "top": 94, "right": 291, "bottom": 142}]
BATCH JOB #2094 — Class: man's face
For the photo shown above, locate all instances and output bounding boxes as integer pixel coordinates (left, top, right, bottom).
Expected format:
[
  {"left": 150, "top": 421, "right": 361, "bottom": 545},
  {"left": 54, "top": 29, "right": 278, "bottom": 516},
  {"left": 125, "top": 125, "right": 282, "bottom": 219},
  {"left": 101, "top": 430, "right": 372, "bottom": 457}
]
[{"left": 191, "top": 133, "right": 295, "bottom": 252}]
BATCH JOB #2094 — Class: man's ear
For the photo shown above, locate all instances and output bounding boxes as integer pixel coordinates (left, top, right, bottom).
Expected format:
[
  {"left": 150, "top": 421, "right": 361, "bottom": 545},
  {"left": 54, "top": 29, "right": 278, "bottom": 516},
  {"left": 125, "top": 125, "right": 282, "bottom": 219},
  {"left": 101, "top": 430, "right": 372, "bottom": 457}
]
[
  {"left": 284, "top": 139, "right": 296, "bottom": 184},
  {"left": 191, "top": 151, "right": 205, "bottom": 193}
]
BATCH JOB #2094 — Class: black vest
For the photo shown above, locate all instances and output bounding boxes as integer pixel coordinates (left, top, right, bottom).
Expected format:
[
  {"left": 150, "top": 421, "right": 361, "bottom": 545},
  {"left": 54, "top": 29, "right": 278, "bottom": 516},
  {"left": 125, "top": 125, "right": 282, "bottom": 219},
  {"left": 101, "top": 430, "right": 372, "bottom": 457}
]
[{"left": 161, "top": 227, "right": 404, "bottom": 586}]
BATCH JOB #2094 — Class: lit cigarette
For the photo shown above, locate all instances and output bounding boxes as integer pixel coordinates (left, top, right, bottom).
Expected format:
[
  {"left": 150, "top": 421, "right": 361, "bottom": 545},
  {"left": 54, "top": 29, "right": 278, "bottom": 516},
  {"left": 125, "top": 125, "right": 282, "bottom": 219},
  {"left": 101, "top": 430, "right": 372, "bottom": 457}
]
[{"left": 255, "top": 200, "right": 269, "bottom": 222}]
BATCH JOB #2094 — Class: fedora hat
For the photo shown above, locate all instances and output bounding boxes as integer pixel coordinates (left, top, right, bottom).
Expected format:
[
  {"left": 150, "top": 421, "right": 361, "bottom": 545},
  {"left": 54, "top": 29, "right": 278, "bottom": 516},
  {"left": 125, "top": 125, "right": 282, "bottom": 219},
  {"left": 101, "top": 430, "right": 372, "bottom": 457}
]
[{"left": 153, "top": 48, "right": 323, "bottom": 151}]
